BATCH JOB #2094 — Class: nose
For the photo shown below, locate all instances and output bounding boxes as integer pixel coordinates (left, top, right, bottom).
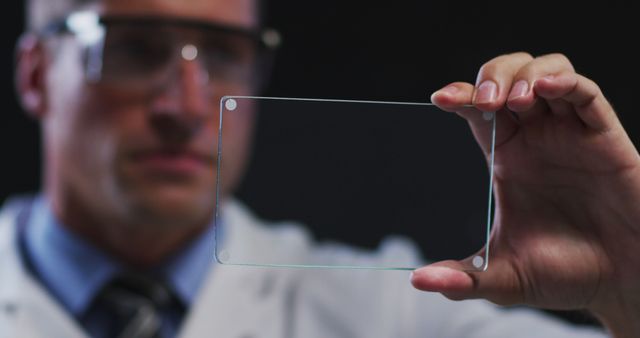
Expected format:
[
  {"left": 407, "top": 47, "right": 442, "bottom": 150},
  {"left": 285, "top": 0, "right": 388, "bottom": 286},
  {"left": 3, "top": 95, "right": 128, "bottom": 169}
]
[
  {"left": 152, "top": 45, "right": 212, "bottom": 117},
  {"left": 148, "top": 45, "right": 212, "bottom": 144},
  {"left": 177, "top": 45, "right": 211, "bottom": 116}
]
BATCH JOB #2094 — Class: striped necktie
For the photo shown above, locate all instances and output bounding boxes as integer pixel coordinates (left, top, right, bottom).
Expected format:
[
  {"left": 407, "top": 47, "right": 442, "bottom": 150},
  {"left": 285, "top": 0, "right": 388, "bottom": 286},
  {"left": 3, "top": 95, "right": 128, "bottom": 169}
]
[{"left": 95, "top": 273, "right": 183, "bottom": 338}]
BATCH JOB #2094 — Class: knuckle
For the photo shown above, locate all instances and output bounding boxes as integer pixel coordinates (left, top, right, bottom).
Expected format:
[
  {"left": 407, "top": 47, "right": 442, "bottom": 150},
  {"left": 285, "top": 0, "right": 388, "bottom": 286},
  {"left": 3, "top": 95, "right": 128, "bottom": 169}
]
[
  {"left": 514, "top": 64, "right": 536, "bottom": 80},
  {"left": 477, "top": 60, "right": 506, "bottom": 82},
  {"left": 478, "top": 62, "right": 498, "bottom": 79},
  {"left": 477, "top": 52, "right": 535, "bottom": 84},
  {"left": 509, "top": 51, "right": 535, "bottom": 61},
  {"left": 549, "top": 52, "right": 570, "bottom": 62},
  {"left": 538, "top": 53, "right": 575, "bottom": 71},
  {"left": 581, "top": 75, "right": 603, "bottom": 100},
  {"left": 584, "top": 75, "right": 600, "bottom": 90}
]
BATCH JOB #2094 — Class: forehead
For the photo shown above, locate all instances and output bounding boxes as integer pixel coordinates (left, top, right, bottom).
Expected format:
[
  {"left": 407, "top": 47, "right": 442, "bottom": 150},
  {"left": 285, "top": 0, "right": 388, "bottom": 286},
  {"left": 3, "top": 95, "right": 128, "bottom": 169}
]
[{"left": 94, "top": 0, "right": 257, "bottom": 27}]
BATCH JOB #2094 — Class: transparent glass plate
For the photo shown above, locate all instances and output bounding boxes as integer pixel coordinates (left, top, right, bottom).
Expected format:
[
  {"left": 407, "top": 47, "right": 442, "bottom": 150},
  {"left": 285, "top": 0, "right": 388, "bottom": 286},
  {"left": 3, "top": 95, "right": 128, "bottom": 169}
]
[{"left": 214, "top": 96, "right": 496, "bottom": 271}]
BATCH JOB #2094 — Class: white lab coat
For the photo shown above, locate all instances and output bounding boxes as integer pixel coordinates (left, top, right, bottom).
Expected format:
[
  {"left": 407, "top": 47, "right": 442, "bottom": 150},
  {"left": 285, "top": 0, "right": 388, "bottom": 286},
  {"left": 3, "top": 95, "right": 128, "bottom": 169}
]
[{"left": 0, "top": 197, "right": 608, "bottom": 338}]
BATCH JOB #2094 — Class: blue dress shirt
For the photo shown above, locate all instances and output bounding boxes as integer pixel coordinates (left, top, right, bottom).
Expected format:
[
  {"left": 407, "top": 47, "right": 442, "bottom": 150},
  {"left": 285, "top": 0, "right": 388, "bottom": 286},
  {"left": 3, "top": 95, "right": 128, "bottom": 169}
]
[{"left": 23, "top": 196, "right": 215, "bottom": 338}]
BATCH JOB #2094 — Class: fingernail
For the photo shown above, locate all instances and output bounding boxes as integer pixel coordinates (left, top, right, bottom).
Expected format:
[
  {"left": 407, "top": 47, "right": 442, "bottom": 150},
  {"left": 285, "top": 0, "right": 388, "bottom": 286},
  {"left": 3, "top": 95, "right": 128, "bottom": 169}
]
[
  {"left": 508, "top": 80, "right": 529, "bottom": 100},
  {"left": 413, "top": 266, "right": 458, "bottom": 279},
  {"left": 431, "top": 85, "right": 458, "bottom": 103},
  {"left": 474, "top": 81, "right": 497, "bottom": 104},
  {"left": 543, "top": 74, "right": 555, "bottom": 81}
]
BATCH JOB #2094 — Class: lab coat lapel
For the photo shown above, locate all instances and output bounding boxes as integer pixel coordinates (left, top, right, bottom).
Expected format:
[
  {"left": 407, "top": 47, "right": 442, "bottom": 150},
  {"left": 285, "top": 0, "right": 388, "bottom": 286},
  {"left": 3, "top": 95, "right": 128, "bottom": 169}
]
[
  {"left": 0, "top": 201, "right": 88, "bottom": 338},
  {"left": 178, "top": 201, "right": 305, "bottom": 338}
]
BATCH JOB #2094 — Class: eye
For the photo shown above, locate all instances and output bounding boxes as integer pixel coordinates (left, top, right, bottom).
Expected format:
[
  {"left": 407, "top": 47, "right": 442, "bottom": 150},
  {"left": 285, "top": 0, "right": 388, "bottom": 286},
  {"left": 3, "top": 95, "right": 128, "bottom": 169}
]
[
  {"left": 202, "top": 37, "right": 256, "bottom": 65},
  {"left": 103, "top": 36, "right": 173, "bottom": 73},
  {"left": 109, "top": 37, "right": 170, "bottom": 59},
  {"left": 204, "top": 43, "right": 241, "bottom": 63}
]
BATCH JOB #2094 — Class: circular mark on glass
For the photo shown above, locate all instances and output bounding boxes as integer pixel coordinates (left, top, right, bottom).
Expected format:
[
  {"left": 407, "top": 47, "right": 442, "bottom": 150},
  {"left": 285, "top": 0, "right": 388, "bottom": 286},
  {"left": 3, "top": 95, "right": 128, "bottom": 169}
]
[
  {"left": 472, "top": 255, "right": 485, "bottom": 269},
  {"left": 225, "top": 98, "right": 238, "bottom": 111},
  {"left": 262, "top": 29, "right": 282, "bottom": 48},
  {"left": 218, "top": 250, "right": 230, "bottom": 263},
  {"left": 482, "top": 111, "right": 494, "bottom": 121},
  {"left": 181, "top": 44, "right": 198, "bottom": 61}
]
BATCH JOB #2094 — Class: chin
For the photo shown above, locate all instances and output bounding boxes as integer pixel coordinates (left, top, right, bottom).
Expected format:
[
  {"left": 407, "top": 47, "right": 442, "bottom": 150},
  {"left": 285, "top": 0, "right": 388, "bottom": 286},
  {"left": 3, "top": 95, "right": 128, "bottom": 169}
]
[{"left": 126, "top": 184, "right": 214, "bottom": 228}]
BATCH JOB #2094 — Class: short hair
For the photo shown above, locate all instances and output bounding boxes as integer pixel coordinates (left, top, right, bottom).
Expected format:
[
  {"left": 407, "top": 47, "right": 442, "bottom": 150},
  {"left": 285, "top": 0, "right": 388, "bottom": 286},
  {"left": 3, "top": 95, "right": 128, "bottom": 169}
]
[
  {"left": 26, "top": 0, "right": 265, "bottom": 32},
  {"left": 26, "top": 0, "right": 93, "bottom": 31}
]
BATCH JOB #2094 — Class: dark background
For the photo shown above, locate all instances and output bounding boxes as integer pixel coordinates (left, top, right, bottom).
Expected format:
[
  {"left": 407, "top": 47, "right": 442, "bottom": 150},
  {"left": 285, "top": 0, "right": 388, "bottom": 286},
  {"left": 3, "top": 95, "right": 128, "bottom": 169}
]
[{"left": 2, "top": 0, "right": 638, "bottom": 326}]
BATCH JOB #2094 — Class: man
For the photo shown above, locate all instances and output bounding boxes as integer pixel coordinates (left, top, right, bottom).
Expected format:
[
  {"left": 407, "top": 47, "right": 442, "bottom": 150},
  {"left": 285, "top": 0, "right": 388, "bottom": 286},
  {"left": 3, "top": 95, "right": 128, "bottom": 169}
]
[{"left": 1, "top": 0, "right": 638, "bottom": 337}]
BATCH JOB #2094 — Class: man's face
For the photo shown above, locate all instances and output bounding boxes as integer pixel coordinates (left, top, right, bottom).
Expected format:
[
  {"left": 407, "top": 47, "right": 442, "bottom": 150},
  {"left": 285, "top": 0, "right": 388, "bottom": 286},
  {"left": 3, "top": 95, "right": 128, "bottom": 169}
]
[{"left": 42, "top": 0, "right": 258, "bottom": 229}]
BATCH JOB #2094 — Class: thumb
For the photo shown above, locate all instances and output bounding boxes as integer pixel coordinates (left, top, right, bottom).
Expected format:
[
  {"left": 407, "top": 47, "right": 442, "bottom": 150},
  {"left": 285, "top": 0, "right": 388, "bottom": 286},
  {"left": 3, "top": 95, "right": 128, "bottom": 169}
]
[{"left": 410, "top": 258, "right": 524, "bottom": 305}]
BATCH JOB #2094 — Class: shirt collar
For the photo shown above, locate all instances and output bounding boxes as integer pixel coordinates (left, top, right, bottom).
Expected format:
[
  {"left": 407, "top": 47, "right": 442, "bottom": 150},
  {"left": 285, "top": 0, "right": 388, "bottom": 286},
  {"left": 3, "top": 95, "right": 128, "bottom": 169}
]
[
  {"left": 159, "top": 224, "right": 214, "bottom": 305},
  {"left": 23, "top": 196, "right": 214, "bottom": 316}
]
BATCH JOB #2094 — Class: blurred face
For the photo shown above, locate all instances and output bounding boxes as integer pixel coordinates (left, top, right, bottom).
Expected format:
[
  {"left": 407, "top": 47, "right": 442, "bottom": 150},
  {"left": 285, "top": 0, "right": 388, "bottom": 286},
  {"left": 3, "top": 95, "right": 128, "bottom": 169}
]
[{"left": 42, "top": 0, "right": 259, "bottom": 229}]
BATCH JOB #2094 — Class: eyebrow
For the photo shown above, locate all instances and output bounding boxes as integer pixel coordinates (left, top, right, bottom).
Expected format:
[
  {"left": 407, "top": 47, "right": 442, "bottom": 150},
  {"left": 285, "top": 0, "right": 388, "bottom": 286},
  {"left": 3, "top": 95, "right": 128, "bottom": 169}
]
[{"left": 100, "top": 15, "right": 262, "bottom": 39}]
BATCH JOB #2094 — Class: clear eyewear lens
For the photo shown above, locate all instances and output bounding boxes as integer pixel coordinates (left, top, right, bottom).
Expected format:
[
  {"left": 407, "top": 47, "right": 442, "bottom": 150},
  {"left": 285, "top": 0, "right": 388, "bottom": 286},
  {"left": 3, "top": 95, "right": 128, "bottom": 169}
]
[{"left": 59, "top": 13, "right": 273, "bottom": 91}]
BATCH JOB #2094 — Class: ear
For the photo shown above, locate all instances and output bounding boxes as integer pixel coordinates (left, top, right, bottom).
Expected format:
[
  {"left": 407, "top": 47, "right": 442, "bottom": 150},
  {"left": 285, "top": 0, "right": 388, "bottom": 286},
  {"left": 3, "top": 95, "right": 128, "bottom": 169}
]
[{"left": 15, "top": 33, "right": 49, "bottom": 119}]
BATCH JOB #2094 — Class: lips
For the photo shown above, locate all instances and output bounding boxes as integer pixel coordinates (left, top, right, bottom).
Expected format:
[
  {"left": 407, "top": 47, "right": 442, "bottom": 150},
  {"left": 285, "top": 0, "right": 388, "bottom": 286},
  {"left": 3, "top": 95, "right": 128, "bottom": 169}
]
[{"left": 130, "top": 148, "right": 215, "bottom": 175}]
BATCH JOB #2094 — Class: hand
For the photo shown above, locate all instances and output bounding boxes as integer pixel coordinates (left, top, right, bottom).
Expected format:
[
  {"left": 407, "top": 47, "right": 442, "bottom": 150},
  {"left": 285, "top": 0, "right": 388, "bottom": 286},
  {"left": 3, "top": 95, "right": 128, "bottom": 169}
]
[{"left": 411, "top": 52, "right": 640, "bottom": 337}]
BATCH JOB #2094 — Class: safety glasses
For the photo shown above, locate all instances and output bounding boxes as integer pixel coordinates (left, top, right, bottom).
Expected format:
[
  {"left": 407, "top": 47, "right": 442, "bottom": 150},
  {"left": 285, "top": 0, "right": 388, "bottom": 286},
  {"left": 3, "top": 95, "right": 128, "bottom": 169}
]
[{"left": 41, "top": 11, "right": 281, "bottom": 94}]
